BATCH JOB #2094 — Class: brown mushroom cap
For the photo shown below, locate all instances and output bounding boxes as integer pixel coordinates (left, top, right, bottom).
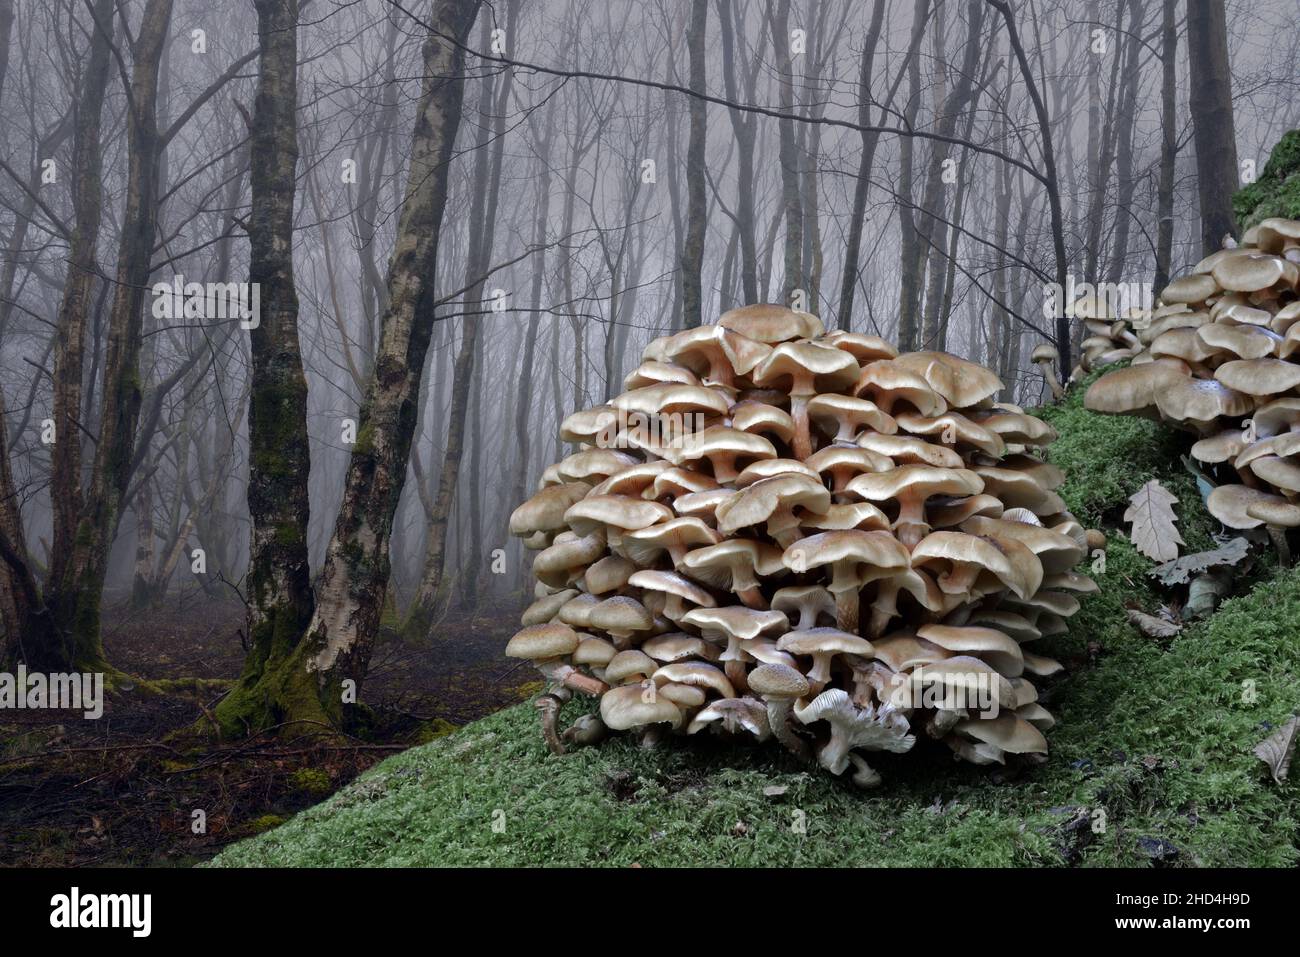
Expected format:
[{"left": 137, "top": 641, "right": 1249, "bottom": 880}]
[
  {"left": 565, "top": 494, "right": 673, "bottom": 541},
  {"left": 641, "top": 632, "right": 719, "bottom": 663},
  {"left": 777, "top": 627, "right": 875, "bottom": 684},
  {"left": 747, "top": 662, "right": 811, "bottom": 698},
  {"left": 799, "top": 501, "right": 892, "bottom": 532},
  {"left": 604, "top": 649, "right": 659, "bottom": 684},
  {"left": 717, "top": 303, "right": 823, "bottom": 343},
  {"left": 533, "top": 532, "right": 606, "bottom": 588},
  {"left": 753, "top": 340, "right": 860, "bottom": 395},
  {"left": 600, "top": 684, "right": 683, "bottom": 731},
  {"left": 1190, "top": 430, "right": 1248, "bottom": 464},
  {"left": 714, "top": 472, "right": 831, "bottom": 548},
  {"left": 916, "top": 624, "right": 1024, "bottom": 677},
  {"left": 669, "top": 425, "right": 777, "bottom": 481},
  {"left": 771, "top": 584, "right": 837, "bottom": 629},
  {"left": 1084, "top": 362, "right": 1188, "bottom": 416},
  {"left": 573, "top": 635, "right": 618, "bottom": 669},
  {"left": 1214, "top": 358, "right": 1300, "bottom": 396},
  {"left": 679, "top": 538, "right": 785, "bottom": 602},
  {"left": 730, "top": 400, "right": 795, "bottom": 444},
  {"left": 505, "top": 622, "right": 581, "bottom": 661},
  {"left": 584, "top": 555, "right": 638, "bottom": 594},
  {"left": 1206, "top": 484, "right": 1293, "bottom": 529},
  {"left": 620, "top": 516, "right": 721, "bottom": 566},
  {"left": 521, "top": 588, "right": 579, "bottom": 626},
  {"left": 855, "top": 431, "right": 964, "bottom": 468},
  {"left": 891, "top": 351, "right": 1004, "bottom": 408},
  {"left": 588, "top": 595, "right": 655, "bottom": 641},
  {"left": 611, "top": 382, "right": 731, "bottom": 417},
  {"left": 651, "top": 661, "right": 737, "bottom": 698},
  {"left": 822, "top": 330, "right": 899, "bottom": 363},
  {"left": 806, "top": 393, "right": 898, "bottom": 442},
  {"left": 854, "top": 360, "right": 948, "bottom": 416},
  {"left": 509, "top": 482, "right": 592, "bottom": 537},
  {"left": 628, "top": 569, "right": 717, "bottom": 619},
  {"left": 895, "top": 411, "right": 1006, "bottom": 457}
]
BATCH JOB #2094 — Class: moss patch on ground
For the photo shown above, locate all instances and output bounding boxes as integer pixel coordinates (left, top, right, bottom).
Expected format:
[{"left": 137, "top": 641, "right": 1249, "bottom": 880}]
[{"left": 211, "top": 380, "right": 1300, "bottom": 868}]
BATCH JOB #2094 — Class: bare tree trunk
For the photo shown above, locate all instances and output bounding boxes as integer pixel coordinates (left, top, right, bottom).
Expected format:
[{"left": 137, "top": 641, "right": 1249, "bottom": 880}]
[
  {"left": 716, "top": 0, "right": 759, "bottom": 303},
  {"left": 769, "top": 0, "right": 803, "bottom": 303},
  {"left": 1105, "top": 0, "right": 1145, "bottom": 285},
  {"left": 409, "top": 4, "right": 513, "bottom": 629},
  {"left": 836, "top": 0, "right": 891, "bottom": 329},
  {"left": 896, "top": 0, "right": 927, "bottom": 349},
  {"left": 47, "top": 0, "right": 115, "bottom": 596},
  {"left": 214, "top": 0, "right": 320, "bottom": 737},
  {"left": 988, "top": 0, "right": 1071, "bottom": 374},
  {"left": 29, "top": 0, "right": 172, "bottom": 676},
  {"left": 1154, "top": 0, "right": 1179, "bottom": 291},
  {"left": 298, "top": 0, "right": 481, "bottom": 706},
  {"left": 919, "top": 0, "right": 984, "bottom": 347},
  {"left": 680, "top": 0, "right": 708, "bottom": 326},
  {"left": 1186, "top": 0, "right": 1239, "bottom": 252}
]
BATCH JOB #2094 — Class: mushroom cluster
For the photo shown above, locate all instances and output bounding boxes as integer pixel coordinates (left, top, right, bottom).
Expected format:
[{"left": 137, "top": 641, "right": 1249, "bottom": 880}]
[
  {"left": 507, "top": 304, "right": 1096, "bottom": 786},
  {"left": 1085, "top": 218, "right": 1300, "bottom": 549},
  {"left": 1031, "top": 299, "right": 1142, "bottom": 400}
]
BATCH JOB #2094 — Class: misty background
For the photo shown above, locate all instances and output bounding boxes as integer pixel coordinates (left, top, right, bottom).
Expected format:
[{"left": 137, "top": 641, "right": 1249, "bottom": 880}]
[{"left": 1, "top": 0, "right": 1296, "bottom": 619}]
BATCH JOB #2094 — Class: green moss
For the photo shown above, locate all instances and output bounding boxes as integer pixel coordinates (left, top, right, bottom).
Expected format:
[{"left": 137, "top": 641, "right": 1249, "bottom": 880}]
[
  {"left": 245, "top": 814, "right": 287, "bottom": 835},
  {"left": 289, "top": 768, "right": 332, "bottom": 796},
  {"left": 1234, "top": 129, "right": 1300, "bottom": 228},
  {"left": 210, "top": 379, "right": 1299, "bottom": 868}
]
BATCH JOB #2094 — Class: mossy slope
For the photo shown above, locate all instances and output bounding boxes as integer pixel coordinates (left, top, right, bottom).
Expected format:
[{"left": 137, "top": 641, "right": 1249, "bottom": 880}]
[{"left": 211, "top": 383, "right": 1300, "bottom": 868}]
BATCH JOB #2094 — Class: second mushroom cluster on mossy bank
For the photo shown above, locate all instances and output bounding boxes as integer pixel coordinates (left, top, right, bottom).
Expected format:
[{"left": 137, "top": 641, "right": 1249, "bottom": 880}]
[
  {"left": 506, "top": 304, "right": 1099, "bottom": 786},
  {"left": 1084, "top": 218, "right": 1300, "bottom": 558}
]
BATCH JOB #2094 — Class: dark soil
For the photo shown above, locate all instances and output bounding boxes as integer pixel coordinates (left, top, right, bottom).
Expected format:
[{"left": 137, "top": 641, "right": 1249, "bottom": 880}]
[{"left": 0, "top": 591, "right": 532, "bottom": 867}]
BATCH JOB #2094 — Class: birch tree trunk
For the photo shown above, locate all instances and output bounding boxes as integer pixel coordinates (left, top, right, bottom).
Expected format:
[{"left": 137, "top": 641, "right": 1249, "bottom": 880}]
[
  {"left": 213, "top": 0, "right": 319, "bottom": 736},
  {"left": 26, "top": 0, "right": 172, "bottom": 675},
  {"left": 295, "top": 0, "right": 481, "bottom": 717}
]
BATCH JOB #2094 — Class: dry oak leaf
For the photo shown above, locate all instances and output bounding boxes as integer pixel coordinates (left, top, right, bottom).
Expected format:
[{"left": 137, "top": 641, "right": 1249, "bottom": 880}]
[
  {"left": 1254, "top": 715, "right": 1299, "bottom": 785},
  {"left": 1124, "top": 479, "right": 1184, "bottom": 562}
]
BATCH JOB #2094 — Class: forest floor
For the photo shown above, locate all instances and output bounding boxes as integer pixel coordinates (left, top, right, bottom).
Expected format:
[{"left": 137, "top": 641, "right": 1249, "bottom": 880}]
[
  {"left": 0, "top": 597, "right": 534, "bottom": 866},
  {"left": 209, "top": 372, "right": 1300, "bottom": 868}
]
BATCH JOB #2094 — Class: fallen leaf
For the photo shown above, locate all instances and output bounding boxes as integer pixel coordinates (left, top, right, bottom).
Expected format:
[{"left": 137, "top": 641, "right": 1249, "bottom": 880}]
[
  {"left": 1185, "top": 566, "right": 1234, "bottom": 619},
  {"left": 1254, "top": 714, "right": 1299, "bottom": 785},
  {"left": 1126, "top": 608, "right": 1181, "bottom": 639},
  {"left": 1150, "top": 536, "right": 1250, "bottom": 586},
  {"left": 1125, "top": 479, "right": 1184, "bottom": 562}
]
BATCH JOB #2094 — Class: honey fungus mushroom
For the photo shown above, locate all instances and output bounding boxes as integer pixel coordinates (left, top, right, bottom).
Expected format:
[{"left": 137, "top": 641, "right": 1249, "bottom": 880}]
[
  {"left": 505, "top": 305, "right": 1095, "bottom": 782},
  {"left": 1085, "top": 218, "right": 1300, "bottom": 565}
]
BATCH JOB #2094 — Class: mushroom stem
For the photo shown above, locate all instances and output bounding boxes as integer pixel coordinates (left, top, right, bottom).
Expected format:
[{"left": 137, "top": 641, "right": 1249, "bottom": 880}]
[
  {"left": 937, "top": 562, "right": 980, "bottom": 596},
  {"left": 1268, "top": 524, "right": 1293, "bottom": 568},
  {"left": 765, "top": 700, "right": 810, "bottom": 761},
  {"left": 790, "top": 394, "right": 813, "bottom": 460},
  {"left": 831, "top": 589, "right": 860, "bottom": 634},
  {"left": 735, "top": 580, "right": 768, "bottom": 610},
  {"left": 563, "top": 671, "right": 610, "bottom": 697},
  {"left": 848, "top": 753, "right": 882, "bottom": 788},
  {"left": 724, "top": 659, "right": 750, "bottom": 694},
  {"left": 534, "top": 693, "right": 566, "bottom": 755},
  {"left": 894, "top": 493, "right": 930, "bottom": 551},
  {"left": 1035, "top": 359, "right": 1064, "bottom": 401}
]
